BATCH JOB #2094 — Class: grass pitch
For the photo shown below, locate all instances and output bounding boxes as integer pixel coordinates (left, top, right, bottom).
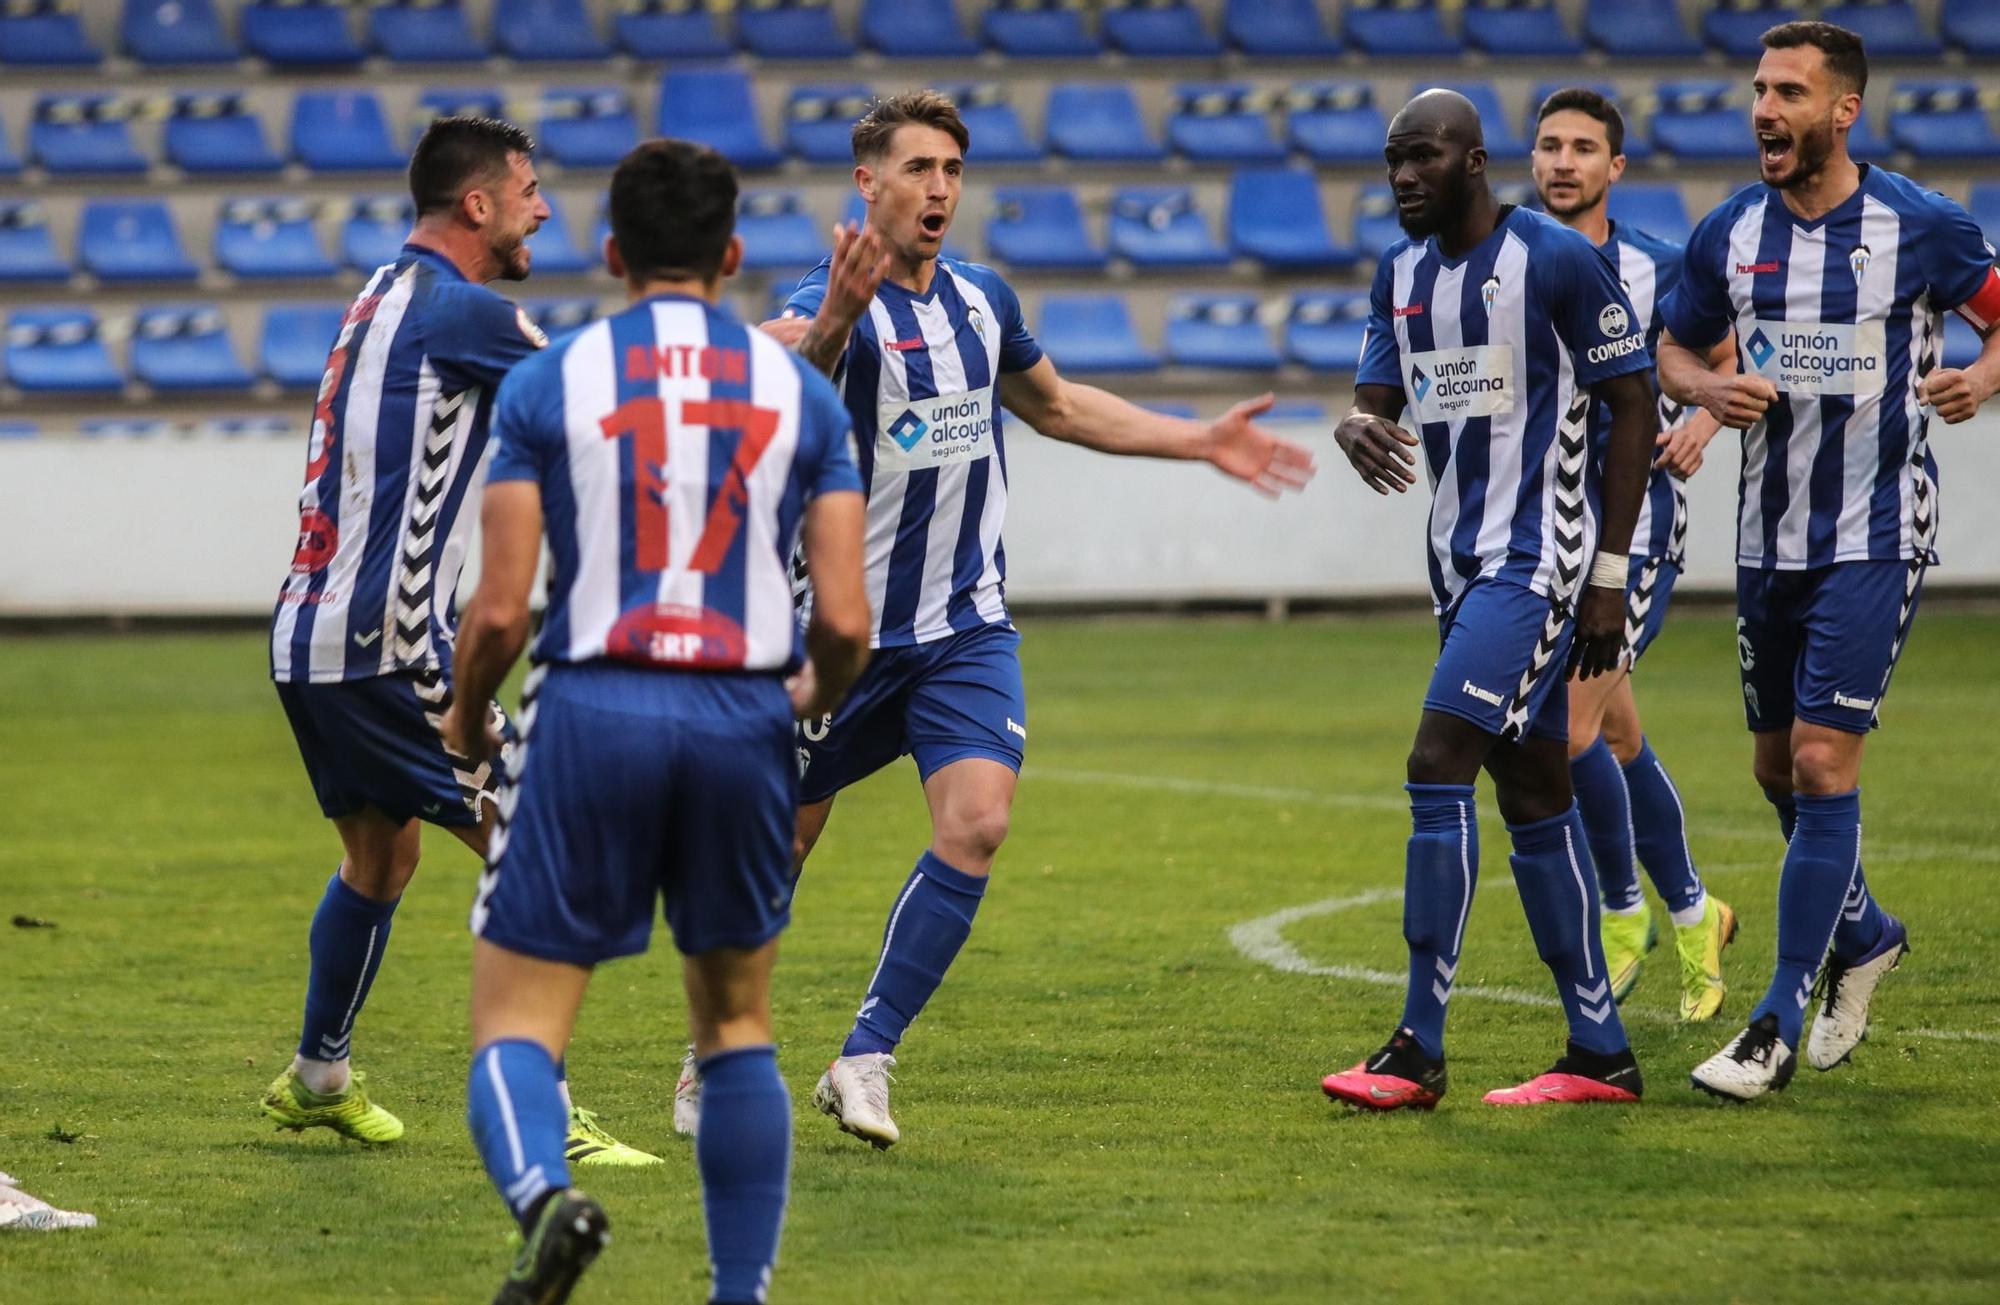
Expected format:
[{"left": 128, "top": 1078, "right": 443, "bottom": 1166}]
[{"left": 3, "top": 610, "right": 1997, "bottom": 1302}]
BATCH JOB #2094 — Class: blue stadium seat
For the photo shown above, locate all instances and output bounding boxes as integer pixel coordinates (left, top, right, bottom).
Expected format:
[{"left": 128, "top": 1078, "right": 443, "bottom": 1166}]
[
  {"left": 523, "top": 298, "right": 599, "bottom": 345},
  {"left": 261, "top": 303, "right": 344, "bottom": 387},
  {"left": 132, "top": 305, "right": 253, "bottom": 392},
  {"left": 1037, "top": 294, "right": 1158, "bottom": 373},
  {"left": 418, "top": 88, "right": 506, "bottom": 131},
  {"left": 166, "top": 93, "right": 284, "bottom": 174},
  {"left": 526, "top": 191, "right": 592, "bottom": 275},
  {"left": 538, "top": 88, "right": 639, "bottom": 168},
  {"left": 1605, "top": 184, "right": 1692, "bottom": 245},
  {"left": 1352, "top": 186, "right": 1402, "bottom": 260},
  {"left": 1286, "top": 291, "right": 1371, "bottom": 372},
  {"left": 786, "top": 84, "right": 874, "bottom": 165},
  {"left": 370, "top": 1, "right": 486, "bottom": 63},
  {"left": 1651, "top": 81, "right": 1744, "bottom": 161},
  {"left": 1848, "top": 108, "right": 1894, "bottom": 162},
  {"left": 1424, "top": 83, "right": 1527, "bottom": 161},
  {"left": 81, "top": 419, "right": 173, "bottom": 437},
  {"left": 123, "top": 0, "right": 237, "bottom": 64},
  {"left": 1345, "top": 0, "right": 1460, "bottom": 56},
  {"left": 1109, "top": 187, "right": 1228, "bottom": 268},
  {"left": 1891, "top": 82, "right": 2000, "bottom": 159},
  {"left": 494, "top": 0, "right": 610, "bottom": 60},
  {"left": 0, "top": 0, "right": 102, "bottom": 64},
  {"left": 1704, "top": 1, "right": 1801, "bottom": 59},
  {"left": 942, "top": 85, "right": 1044, "bottom": 164},
  {"left": 0, "top": 421, "right": 37, "bottom": 438},
  {"left": 1102, "top": 0, "right": 1220, "bottom": 57},
  {"left": 986, "top": 186, "right": 1105, "bottom": 270},
  {"left": 1464, "top": 0, "right": 1582, "bottom": 57},
  {"left": 657, "top": 68, "right": 783, "bottom": 170},
  {"left": 1224, "top": 0, "right": 1342, "bottom": 57},
  {"left": 1943, "top": 0, "right": 2000, "bottom": 56},
  {"left": 241, "top": 2, "right": 365, "bottom": 66},
  {"left": 1824, "top": 3, "right": 1941, "bottom": 58},
  {"left": 6, "top": 309, "right": 123, "bottom": 393},
  {"left": 1168, "top": 85, "right": 1285, "bottom": 165},
  {"left": 1969, "top": 183, "right": 2000, "bottom": 247},
  {"left": 79, "top": 200, "right": 199, "bottom": 281},
  {"left": 736, "top": 191, "right": 827, "bottom": 271},
  {"left": 32, "top": 95, "right": 149, "bottom": 175},
  {"left": 343, "top": 196, "right": 411, "bottom": 270},
  {"left": 862, "top": 0, "right": 980, "bottom": 56},
  {"left": 983, "top": 0, "right": 1098, "bottom": 57},
  {"left": 205, "top": 416, "right": 294, "bottom": 438},
  {"left": 739, "top": 0, "right": 854, "bottom": 58},
  {"left": 1583, "top": 0, "right": 1699, "bottom": 58},
  {"left": 1166, "top": 295, "right": 1279, "bottom": 370},
  {"left": 0, "top": 201, "right": 69, "bottom": 283},
  {"left": 1046, "top": 84, "right": 1164, "bottom": 163},
  {"left": 1942, "top": 314, "right": 1982, "bottom": 370},
  {"left": 216, "top": 198, "right": 338, "bottom": 279},
  {"left": 1230, "top": 169, "right": 1357, "bottom": 270},
  {"left": 1286, "top": 82, "right": 1386, "bottom": 165},
  {"left": 615, "top": 1, "right": 735, "bottom": 59},
  {"left": 0, "top": 108, "right": 20, "bottom": 176},
  {"left": 292, "top": 92, "right": 404, "bottom": 172},
  {"left": 1525, "top": 82, "right": 1651, "bottom": 163},
  {"left": 1266, "top": 400, "right": 1327, "bottom": 423}
]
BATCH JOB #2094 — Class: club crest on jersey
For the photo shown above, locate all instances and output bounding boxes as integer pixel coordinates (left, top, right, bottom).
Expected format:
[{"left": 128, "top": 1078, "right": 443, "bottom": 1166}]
[
  {"left": 1598, "top": 303, "right": 1630, "bottom": 338},
  {"left": 1849, "top": 243, "right": 1871, "bottom": 286},
  {"left": 1481, "top": 276, "right": 1501, "bottom": 315},
  {"left": 888, "top": 409, "right": 930, "bottom": 452},
  {"left": 967, "top": 306, "right": 986, "bottom": 341}
]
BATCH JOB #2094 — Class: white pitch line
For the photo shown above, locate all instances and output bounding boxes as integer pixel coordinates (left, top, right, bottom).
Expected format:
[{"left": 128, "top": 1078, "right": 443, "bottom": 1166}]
[{"left": 1025, "top": 765, "right": 1999, "bottom": 866}]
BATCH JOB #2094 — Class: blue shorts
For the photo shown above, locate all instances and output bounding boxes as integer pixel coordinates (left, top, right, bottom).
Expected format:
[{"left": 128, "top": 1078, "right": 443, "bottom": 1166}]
[
  {"left": 276, "top": 669, "right": 510, "bottom": 827},
  {"left": 1623, "top": 554, "right": 1681, "bottom": 665},
  {"left": 796, "top": 621, "right": 1026, "bottom": 805},
  {"left": 1426, "top": 578, "right": 1573, "bottom": 743},
  {"left": 1736, "top": 560, "right": 1925, "bottom": 735},
  {"left": 473, "top": 663, "right": 797, "bottom": 964}
]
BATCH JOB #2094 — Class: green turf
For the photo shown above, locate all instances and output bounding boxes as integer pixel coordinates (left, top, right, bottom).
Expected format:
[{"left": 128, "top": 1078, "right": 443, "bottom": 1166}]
[{"left": 3, "top": 612, "right": 1997, "bottom": 1302}]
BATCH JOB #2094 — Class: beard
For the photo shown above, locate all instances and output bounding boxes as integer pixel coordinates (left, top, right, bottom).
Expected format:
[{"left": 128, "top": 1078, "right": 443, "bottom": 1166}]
[
  {"left": 492, "top": 232, "right": 532, "bottom": 282},
  {"left": 1769, "top": 113, "right": 1837, "bottom": 190},
  {"left": 1540, "top": 178, "right": 1607, "bottom": 219}
]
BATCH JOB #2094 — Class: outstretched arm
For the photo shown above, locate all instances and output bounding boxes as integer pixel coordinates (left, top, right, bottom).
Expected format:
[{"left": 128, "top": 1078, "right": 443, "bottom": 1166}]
[{"left": 997, "top": 357, "right": 1314, "bottom": 497}]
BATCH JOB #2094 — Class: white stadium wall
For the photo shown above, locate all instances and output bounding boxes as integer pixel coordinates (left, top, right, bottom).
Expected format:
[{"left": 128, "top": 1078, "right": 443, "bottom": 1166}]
[{"left": 5, "top": 410, "right": 2000, "bottom": 617}]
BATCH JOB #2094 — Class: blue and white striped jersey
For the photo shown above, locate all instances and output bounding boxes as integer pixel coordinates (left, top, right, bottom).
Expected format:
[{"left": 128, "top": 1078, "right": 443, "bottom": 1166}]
[
  {"left": 1357, "top": 206, "right": 1653, "bottom": 611},
  {"left": 487, "top": 295, "right": 861, "bottom": 673},
  {"left": 271, "top": 246, "right": 545, "bottom": 683},
  {"left": 1602, "top": 221, "right": 1691, "bottom": 565},
  {"left": 785, "top": 256, "right": 1043, "bottom": 649},
  {"left": 1659, "top": 166, "right": 2000, "bottom": 571}
]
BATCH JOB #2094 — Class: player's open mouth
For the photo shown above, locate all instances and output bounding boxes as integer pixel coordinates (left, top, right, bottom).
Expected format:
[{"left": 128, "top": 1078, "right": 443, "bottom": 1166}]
[
  {"left": 1758, "top": 132, "right": 1792, "bottom": 168},
  {"left": 919, "top": 213, "right": 947, "bottom": 238}
]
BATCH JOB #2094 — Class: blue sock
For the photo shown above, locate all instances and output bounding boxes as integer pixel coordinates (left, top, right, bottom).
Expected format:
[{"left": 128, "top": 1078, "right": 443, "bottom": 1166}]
[
  {"left": 467, "top": 1039, "right": 571, "bottom": 1225},
  {"left": 1396, "top": 784, "right": 1478, "bottom": 1060},
  {"left": 1621, "top": 738, "right": 1705, "bottom": 916},
  {"left": 1831, "top": 864, "right": 1888, "bottom": 961},
  {"left": 1766, "top": 788, "right": 1798, "bottom": 842},
  {"left": 1509, "top": 805, "right": 1627, "bottom": 1055},
  {"left": 1569, "top": 737, "right": 1642, "bottom": 912},
  {"left": 1753, "top": 790, "right": 1862, "bottom": 1046},
  {"left": 696, "top": 1046, "right": 791, "bottom": 1305},
  {"left": 841, "top": 851, "right": 985, "bottom": 1058},
  {"left": 297, "top": 869, "right": 398, "bottom": 1063}
]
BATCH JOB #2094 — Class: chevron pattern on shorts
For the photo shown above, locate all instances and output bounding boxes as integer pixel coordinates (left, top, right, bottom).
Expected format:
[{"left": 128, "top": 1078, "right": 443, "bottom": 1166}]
[
  {"left": 412, "top": 666, "right": 503, "bottom": 817},
  {"left": 1501, "top": 391, "right": 1591, "bottom": 741},
  {"left": 472, "top": 664, "right": 543, "bottom": 932}
]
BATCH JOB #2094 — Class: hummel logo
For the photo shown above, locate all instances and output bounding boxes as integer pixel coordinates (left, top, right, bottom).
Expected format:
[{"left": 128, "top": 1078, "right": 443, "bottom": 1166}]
[
  {"left": 353, "top": 629, "right": 382, "bottom": 648},
  {"left": 1006, "top": 717, "right": 1027, "bottom": 740},
  {"left": 1833, "top": 691, "right": 1878, "bottom": 711},
  {"left": 422, "top": 800, "right": 443, "bottom": 816},
  {"left": 1460, "top": 679, "right": 1503, "bottom": 707}
]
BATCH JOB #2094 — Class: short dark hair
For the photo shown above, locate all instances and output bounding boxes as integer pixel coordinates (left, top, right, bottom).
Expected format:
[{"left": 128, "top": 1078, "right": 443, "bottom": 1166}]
[
  {"left": 608, "top": 138, "right": 738, "bottom": 283},
  {"left": 851, "top": 89, "right": 969, "bottom": 163},
  {"left": 1762, "top": 20, "right": 1868, "bottom": 96},
  {"left": 409, "top": 116, "right": 536, "bottom": 217},
  {"left": 1535, "top": 87, "right": 1625, "bottom": 157}
]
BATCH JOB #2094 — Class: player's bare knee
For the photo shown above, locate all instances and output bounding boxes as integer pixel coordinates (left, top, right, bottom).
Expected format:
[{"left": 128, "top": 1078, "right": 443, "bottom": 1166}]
[
  {"left": 1790, "top": 739, "right": 1856, "bottom": 795},
  {"left": 341, "top": 849, "right": 415, "bottom": 902},
  {"left": 1602, "top": 726, "right": 1642, "bottom": 767},
  {"left": 1406, "top": 739, "right": 1471, "bottom": 787},
  {"left": 942, "top": 803, "right": 1009, "bottom": 867}
]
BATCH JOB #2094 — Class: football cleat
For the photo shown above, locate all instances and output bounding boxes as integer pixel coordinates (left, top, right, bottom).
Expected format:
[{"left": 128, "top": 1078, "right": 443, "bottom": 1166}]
[
  {"left": 260, "top": 1065, "right": 404, "bottom": 1144},
  {"left": 0, "top": 1173, "right": 96, "bottom": 1231},
  {"left": 1807, "top": 914, "right": 1909, "bottom": 1071},
  {"left": 565, "top": 1107, "right": 664, "bottom": 1168},
  {"left": 493, "top": 1189, "right": 609, "bottom": 1305},
  {"left": 1673, "top": 895, "right": 1737, "bottom": 1022},
  {"left": 813, "top": 1053, "right": 899, "bottom": 1149},
  {"left": 1483, "top": 1041, "right": 1643, "bottom": 1106},
  {"left": 1601, "top": 903, "right": 1659, "bottom": 1004},
  {"left": 672, "top": 1045, "right": 701, "bottom": 1138},
  {"left": 1321, "top": 1028, "right": 1447, "bottom": 1112},
  {"left": 1691, "top": 1013, "right": 1796, "bottom": 1101}
]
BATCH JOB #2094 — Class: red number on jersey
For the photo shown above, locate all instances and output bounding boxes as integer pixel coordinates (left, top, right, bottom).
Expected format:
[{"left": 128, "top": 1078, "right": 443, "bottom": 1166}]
[{"left": 598, "top": 396, "right": 782, "bottom": 574}]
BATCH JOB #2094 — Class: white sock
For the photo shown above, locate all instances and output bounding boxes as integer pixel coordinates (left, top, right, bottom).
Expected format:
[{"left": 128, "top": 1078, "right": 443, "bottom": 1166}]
[
  {"left": 1604, "top": 901, "right": 1646, "bottom": 917},
  {"left": 293, "top": 1054, "right": 350, "bottom": 1095},
  {"left": 1669, "top": 891, "right": 1709, "bottom": 929},
  {"left": 556, "top": 1077, "right": 573, "bottom": 1112}
]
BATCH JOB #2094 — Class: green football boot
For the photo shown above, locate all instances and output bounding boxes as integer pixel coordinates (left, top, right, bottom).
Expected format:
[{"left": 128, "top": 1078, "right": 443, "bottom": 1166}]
[
  {"left": 1674, "top": 894, "right": 1738, "bottom": 1022},
  {"left": 261, "top": 1065, "right": 404, "bottom": 1144},
  {"left": 1601, "top": 902, "right": 1659, "bottom": 1004},
  {"left": 494, "top": 1189, "right": 609, "bottom": 1305},
  {"left": 564, "top": 1107, "right": 664, "bottom": 1168}
]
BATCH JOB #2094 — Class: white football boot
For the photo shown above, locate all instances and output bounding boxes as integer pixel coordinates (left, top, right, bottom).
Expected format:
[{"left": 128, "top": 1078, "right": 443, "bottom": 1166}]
[
  {"left": 812, "top": 1052, "right": 899, "bottom": 1149},
  {"left": 1807, "top": 915, "right": 1909, "bottom": 1072},
  {"left": 672, "top": 1045, "right": 701, "bottom": 1138},
  {"left": 1690, "top": 1013, "right": 1797, "bottom": 1102}
]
